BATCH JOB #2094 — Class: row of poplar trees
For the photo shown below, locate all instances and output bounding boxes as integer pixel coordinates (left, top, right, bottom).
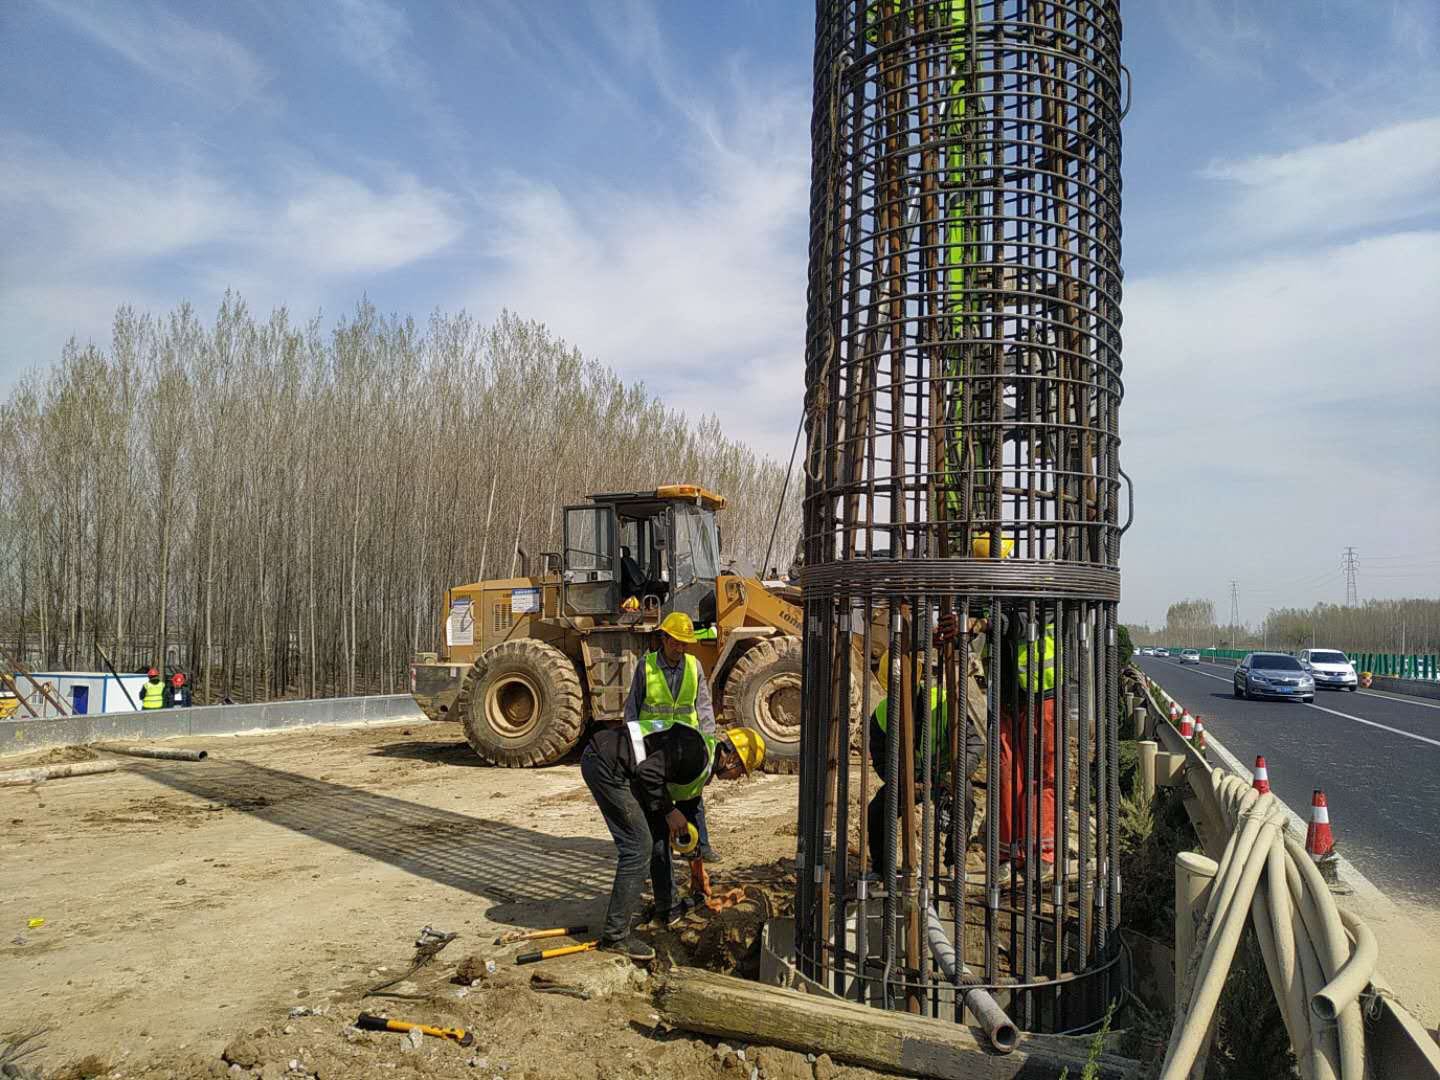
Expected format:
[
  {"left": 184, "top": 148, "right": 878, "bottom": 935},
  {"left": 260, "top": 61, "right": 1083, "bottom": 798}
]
[
  {"left": 1132, "top": 598, "right": 1438, "bottom": 653},
  {"left": 0, "top": 295, "right": 802, "bottom": 703}
]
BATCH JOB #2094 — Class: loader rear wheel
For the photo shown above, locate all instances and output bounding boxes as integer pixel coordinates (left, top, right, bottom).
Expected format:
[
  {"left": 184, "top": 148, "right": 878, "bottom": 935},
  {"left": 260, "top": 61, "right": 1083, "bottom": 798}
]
[
  {"left": 723, "top": 637, "right": 861, "bottom": 774},
  {"left": 458, "top": 640, "right": 584, "bottom": 767}
]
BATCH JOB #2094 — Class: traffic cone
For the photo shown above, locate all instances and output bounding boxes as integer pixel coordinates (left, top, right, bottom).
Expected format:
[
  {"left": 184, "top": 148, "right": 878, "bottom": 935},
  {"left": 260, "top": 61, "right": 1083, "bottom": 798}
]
[
  {"left": 1194, "top": 717, "right": 1206, "bottom": 750},
  {"left": 1252, "top": 756, "right": 1270, "bottom": 794},
  {"left": 1169, "top": 702, "right": 1181, "bottom": 721},
  {"left": 1179, "top": 713, "right": 1194, "bottom": 741},
  {"left": 1306, "top": 790, "right": 1335, "bottom": 861}
]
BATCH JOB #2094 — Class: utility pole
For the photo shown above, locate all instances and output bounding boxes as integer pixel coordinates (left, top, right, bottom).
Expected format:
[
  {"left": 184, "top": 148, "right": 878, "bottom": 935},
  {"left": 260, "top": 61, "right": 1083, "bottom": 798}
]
[
  {"left": 1229, "top": 580, "right": 1240, "bottom": 651},
  {"left": 1342, "top": 547, "right": 1359, "bottom": 606}
]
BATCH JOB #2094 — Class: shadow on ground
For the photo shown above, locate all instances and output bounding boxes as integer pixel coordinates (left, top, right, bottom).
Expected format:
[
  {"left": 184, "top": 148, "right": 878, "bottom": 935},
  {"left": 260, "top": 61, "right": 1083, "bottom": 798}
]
[{"left": 132, "top": 758, "right": 615, "bottom": 929}]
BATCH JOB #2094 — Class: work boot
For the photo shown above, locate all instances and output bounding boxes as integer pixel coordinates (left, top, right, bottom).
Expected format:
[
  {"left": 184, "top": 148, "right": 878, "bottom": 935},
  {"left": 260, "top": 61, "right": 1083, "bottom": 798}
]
[
  {"left": 698, "top": 845, "right": 723, "bottom": 865},
  {"left": 649, "top": 903, "right": 686, "bottom": 930},
  {"left": 598, "top": 935, "right": 656, "bottom": 962}
]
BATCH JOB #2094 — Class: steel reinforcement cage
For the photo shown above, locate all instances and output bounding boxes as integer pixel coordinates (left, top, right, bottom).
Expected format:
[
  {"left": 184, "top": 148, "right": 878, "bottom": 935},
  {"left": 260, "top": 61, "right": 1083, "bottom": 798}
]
[{"left": 796, "top": 0, "right": 1127, "bottom": 1034}]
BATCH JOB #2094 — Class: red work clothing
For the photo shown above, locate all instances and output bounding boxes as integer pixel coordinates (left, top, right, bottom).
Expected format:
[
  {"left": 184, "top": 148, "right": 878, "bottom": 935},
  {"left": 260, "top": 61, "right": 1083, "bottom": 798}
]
[{"left": 999, "top": 697, "right": 1056, "bottom": 864}]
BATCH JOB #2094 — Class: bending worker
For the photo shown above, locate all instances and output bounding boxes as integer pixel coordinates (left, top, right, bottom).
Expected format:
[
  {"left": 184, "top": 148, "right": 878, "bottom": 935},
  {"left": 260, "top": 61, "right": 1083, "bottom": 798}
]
[
  {"left": 867, "top": 613, "right": 983, "bottom": 876},
  {"left": 582, "top": 710, "right": 764, "bottom": 961},
  {"left": 621, "top": 612, "right": 722, "bottom": 862}
]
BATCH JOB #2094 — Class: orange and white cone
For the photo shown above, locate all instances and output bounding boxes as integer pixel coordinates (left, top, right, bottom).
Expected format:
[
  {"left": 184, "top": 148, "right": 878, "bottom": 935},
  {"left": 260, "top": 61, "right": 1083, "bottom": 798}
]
[
  {"left": 1169, "top": 702, "right": 1181, "bottom": 721},
  {"left": 1194, "top": 717, "right": 1206, "bottom": 750},
  {"left": 1179, "top": 713, "right": 1194, "bottom": 741},
  {"left": 1306, "top": 790, "right": 1335, "bottom": 861},
  {"left": 1252, "top": 756, "right": 1270, "bottom": 795}
]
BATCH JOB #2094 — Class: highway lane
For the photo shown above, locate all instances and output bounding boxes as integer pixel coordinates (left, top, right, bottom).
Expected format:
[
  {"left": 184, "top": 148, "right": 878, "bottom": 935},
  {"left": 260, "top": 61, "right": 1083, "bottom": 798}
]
[{"left": 1135, "top": 655, "right": 1440, "bottom": 903}]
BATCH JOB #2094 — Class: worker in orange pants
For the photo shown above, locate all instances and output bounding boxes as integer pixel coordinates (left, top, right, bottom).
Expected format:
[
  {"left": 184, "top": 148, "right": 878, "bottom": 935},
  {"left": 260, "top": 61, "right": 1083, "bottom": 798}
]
[
  {"left": 999, "top": 697, "right": 1056, "bottom": 872},
  {"left": 998, "top": 613, "right": 1059, "bottom": 875}
]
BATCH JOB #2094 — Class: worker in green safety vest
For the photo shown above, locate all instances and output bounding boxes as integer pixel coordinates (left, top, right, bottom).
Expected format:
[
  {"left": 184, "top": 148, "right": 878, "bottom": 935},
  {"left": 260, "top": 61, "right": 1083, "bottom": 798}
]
[
  {"left": 581, "top": 711, "right": 764, "bottom": 961},
  {"left": 995, "top": 610, "right": 1059, "bottom": 873},
  {"left": 622, "top": 611, "right": 722, "bottom": 862},
  {"left": 865, "top": 612, "right": 984, "bottom": 878},
  {"left": 139, "top": 667, "right": 166, "bottom": 710}
]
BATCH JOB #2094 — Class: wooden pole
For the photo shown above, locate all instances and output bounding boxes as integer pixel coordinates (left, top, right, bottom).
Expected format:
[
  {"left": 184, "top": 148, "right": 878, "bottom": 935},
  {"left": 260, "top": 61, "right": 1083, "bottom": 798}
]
[{"left": 655, "top": 967, "right": 1140, "bottom": 1080}]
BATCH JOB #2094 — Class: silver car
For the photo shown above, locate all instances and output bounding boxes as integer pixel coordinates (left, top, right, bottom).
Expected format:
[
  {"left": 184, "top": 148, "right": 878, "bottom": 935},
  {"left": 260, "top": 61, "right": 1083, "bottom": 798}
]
[{"left": 1234, "top": 653, "right": 1314, "bottom": 702}]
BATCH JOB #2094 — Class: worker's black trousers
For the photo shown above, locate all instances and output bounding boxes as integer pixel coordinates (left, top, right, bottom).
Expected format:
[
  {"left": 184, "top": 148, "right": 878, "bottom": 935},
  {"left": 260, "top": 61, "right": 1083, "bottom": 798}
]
[{"left": 581, "top": 744, "right": 675, "bottom": 943}]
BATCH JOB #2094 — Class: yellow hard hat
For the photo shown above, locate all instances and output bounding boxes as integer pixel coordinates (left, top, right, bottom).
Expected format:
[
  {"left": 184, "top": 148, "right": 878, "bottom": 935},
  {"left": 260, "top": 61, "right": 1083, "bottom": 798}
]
[
  {"left": 877, "top": 650, "right": 890, "bottom": 689},
  {"left": 658, "top": 611, "right": 699, "bottom": 643},
  {"left": 621, "top": 596, "right": 640, "bottom": 612},
  {"left": 723, "top": 726, "right": 765, "bottom": 774},
  {"left": 971, "top": 535, "right": 1015, "bottom": 559}
]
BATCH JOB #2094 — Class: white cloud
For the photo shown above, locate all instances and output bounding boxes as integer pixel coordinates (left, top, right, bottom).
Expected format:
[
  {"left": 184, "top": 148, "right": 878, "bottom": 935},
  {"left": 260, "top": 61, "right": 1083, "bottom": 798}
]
[
  {"left": 0, "top": 136, "right": 462, "bottom": 277},
  {"left": 1118, "top": 230, "right": 1440, "bottom": 624},
  {"left": 276, "top": 170, "right": 463, "bottom": 275},
  {"left": 0, "top": 137, "right": 243, "bottom": 262},
  {"left": 465, "top": 80, "right": 811, "bottom": 460},
  {"left": 0, "top": 136, "right": 464, "bottom": 386},
  {"left": 36, "top": 0, "right": 272, "bottom": 107},
  {"left": 1202, "top": 117, "right": 1440, "bottom": 241}
]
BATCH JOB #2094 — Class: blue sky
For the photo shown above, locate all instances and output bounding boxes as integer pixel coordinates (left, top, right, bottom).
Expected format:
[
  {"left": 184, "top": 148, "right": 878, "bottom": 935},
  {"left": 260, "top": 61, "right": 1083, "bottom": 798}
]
[{"left": 2, "top": 0, "right": 1437, "bottom": 626}]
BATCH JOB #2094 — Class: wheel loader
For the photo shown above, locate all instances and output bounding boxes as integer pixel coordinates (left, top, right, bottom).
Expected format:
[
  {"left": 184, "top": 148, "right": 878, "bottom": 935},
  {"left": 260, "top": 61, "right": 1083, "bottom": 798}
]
[{"left": 409, "top": 484, "right": 871, "bottom": 772}]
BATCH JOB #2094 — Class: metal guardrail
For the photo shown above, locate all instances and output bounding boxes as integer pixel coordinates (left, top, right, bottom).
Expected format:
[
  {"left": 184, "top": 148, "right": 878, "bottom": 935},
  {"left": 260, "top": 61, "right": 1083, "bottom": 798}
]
[
  {"left": 0, "top": 694, "right": 423, "bottom": 757},
  {"left": 1138, "top": 670, "right": 1440, "bottom": 1079}
]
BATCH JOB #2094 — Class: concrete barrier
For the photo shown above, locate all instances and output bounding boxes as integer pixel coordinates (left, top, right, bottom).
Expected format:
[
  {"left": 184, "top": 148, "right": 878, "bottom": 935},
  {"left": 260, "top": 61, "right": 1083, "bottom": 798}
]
[
  {"left": 0, "top": 694, "right": 424, "bottom": 757},
  {"left": 1370, "top": 675, "right": 1440, "bottom": 701}
]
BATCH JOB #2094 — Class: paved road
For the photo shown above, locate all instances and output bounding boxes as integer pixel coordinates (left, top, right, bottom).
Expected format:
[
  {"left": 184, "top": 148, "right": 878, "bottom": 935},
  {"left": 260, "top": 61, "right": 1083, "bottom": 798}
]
[{"left": 1136, "top": 655, "right": 1440, "bottom": 903}]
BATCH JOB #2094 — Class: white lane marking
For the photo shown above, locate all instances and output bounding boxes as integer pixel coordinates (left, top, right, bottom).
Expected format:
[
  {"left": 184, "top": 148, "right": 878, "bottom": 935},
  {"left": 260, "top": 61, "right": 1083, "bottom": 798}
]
[
  {"left": 1200, "top": 722, "right": 1390, "bottom": 910},
  {"left": 1145, "top": 667, "right": 1392, "bottom": 909},
  {"left": 1161, "top": 662, "right": 1440, "bottom": 747},
  {"left": 1303, "top": 702, "right": 1440, "bottom": 749},
  {"left": 1359, "top": 689, "right": 1440, "bottom": 712}
]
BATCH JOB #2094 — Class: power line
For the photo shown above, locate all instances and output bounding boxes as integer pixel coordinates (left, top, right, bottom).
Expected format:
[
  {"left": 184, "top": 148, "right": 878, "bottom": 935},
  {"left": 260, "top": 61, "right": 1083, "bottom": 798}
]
[{"left": 1342, "top": 547, "right": 1360, "bottom": 606}]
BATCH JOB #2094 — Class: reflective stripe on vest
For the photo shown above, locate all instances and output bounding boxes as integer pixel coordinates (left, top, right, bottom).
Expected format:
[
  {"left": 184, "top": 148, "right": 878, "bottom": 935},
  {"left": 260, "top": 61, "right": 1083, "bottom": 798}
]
[
  {"left": 666, "top": 730, "right": 716, "bottom": 803},
  {"left": 1017, "top": 627, "right": 1058, "bottom": 694},
  {"left": 626, "top": 721, "right": 649, "bottom": 765},
  {"left": 636, "top": 652, "right": 700, "bottom": 733},
  {"left": 142, "top": 681, "right": 165, "bottom": 709}
]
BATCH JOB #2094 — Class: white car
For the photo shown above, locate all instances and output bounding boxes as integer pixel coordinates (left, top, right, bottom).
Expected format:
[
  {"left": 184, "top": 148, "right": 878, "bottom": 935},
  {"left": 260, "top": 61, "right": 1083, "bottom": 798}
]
[
  {"left": 1299, "top": 649, "right": 1359, "bottom": 692},
  {"left": 1141, "top": 647, "right": 1155, "bottom": 656},
  {"left": 1179, "top": 649, "right": 1201, "bottom": 664}
]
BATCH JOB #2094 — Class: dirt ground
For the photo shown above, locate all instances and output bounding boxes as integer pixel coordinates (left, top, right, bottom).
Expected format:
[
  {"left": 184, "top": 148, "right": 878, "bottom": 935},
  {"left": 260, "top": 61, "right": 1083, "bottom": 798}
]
[{"left": 0, "top": 721, "right": 887, "bottom": 1080}]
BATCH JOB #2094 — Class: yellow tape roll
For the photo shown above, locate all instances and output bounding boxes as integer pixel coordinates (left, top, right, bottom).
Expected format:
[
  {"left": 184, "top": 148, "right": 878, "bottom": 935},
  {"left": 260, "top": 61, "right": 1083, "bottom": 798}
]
[{"left": 671, "top": 822, "right": 699, "bottom": 856}]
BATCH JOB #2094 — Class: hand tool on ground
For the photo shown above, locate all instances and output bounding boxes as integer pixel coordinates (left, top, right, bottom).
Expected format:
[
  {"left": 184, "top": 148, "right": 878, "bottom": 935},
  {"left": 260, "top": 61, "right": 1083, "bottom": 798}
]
[
  {"left": 354, "top": 1013, "right": 473, "bottom": 1047},
  {"left": 365, "top": 925, "right": 458, "bottom": 997},
  {"left": 493, "top": 925, "right": 589, "bottom": 946},
  {"left": 515, "top": 940, "right": 597, "bottom": 965},
  {"left": 529, "top": 972, "right": 592, "bottom": 1000}
]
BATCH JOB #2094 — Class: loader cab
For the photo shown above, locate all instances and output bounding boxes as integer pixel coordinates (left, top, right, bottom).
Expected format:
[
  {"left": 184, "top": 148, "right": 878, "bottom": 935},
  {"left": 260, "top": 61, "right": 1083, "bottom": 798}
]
[{"left": 561, "top": 486, "right": 724, "bottom": 623}]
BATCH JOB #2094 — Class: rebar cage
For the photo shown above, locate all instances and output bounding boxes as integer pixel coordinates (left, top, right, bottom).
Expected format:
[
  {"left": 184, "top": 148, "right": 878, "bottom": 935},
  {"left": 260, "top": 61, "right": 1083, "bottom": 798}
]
[{"left": 796, "top": 0, "right": 1127, "bottom": 1033}]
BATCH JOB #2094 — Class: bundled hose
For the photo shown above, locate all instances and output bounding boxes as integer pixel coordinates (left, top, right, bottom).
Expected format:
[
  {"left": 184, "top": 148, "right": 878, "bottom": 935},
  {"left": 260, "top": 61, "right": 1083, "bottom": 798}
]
[{"left": 1161, "top": 767, "right": 1376, "bottom": 1080}]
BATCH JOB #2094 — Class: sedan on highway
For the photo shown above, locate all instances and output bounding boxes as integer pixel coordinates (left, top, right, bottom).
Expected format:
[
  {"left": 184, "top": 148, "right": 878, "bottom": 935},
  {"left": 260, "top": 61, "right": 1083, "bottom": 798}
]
[
  {"left": 1234, "top": 653, "right": 1314, "bottom": 702},
  {"left": 1180, "top": 649, "right": 1201, "bottom": 664},
  {"left": 1299, "top": 649, "right": 1359, "bottom": 692}
]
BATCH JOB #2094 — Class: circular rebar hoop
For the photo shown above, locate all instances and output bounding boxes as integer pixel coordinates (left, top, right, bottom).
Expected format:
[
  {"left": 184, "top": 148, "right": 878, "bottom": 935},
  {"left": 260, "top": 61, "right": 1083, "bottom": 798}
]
[{"left": 797, "top": 0, "right": 1126, "bottom": 1036}]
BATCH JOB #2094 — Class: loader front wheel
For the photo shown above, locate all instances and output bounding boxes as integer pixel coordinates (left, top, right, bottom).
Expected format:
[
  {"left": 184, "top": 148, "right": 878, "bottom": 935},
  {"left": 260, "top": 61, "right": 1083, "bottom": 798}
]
[
  {"left": 723, "top": 637, "right": 860, "bottom": 775},
  {"left": 458, "top": 640, "right": 584, "bottom": 767}
]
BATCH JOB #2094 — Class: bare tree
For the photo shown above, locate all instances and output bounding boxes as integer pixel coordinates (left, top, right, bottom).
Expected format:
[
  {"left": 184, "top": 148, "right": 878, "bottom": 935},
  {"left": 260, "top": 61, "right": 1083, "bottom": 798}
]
[{"left": 0, "top": 299, "right": 802, "bottom": 700}]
